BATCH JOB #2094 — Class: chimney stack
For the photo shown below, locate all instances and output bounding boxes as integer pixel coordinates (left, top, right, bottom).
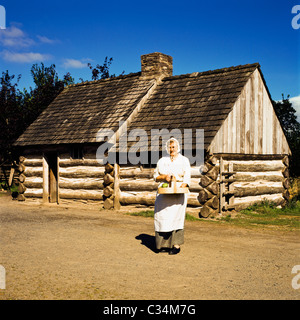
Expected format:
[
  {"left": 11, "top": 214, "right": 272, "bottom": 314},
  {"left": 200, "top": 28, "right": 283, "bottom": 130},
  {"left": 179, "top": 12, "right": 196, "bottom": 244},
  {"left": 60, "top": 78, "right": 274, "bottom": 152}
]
[{"left": 141, "top": 52, "right": 173, "bottom": 79}]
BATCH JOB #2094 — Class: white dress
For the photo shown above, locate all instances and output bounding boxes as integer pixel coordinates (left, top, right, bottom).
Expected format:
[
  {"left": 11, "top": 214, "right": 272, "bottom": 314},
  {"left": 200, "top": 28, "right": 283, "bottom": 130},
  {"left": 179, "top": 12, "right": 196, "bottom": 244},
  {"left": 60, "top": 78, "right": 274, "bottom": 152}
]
[{"left": 153, "top": 153, "right": 191, "bottom": 232}]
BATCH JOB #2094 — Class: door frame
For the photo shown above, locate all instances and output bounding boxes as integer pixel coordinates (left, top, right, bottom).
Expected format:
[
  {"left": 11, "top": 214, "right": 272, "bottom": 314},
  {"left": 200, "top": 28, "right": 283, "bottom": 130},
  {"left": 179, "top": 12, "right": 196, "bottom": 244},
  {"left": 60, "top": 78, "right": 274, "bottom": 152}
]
[{"left": 43, "top": 152, "right": 59, "bottom": 203}]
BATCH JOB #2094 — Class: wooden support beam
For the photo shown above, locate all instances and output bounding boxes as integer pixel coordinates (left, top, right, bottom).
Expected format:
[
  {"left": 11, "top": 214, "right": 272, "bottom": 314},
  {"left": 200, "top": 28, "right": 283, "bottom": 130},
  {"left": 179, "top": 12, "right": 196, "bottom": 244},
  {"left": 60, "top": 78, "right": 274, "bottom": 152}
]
[{"left": 113, "top": 163, "right": 121, "bottom": 210}]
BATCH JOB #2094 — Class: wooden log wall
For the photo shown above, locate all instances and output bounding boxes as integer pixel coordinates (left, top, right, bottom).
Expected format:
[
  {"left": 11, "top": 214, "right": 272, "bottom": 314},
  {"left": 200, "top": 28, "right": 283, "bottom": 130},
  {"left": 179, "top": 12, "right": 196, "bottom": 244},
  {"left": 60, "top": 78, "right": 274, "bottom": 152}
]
[
  {"left": 102, "top": 162, "right": 115, "bottom": 209},
  {"left": 23, "top": 156, "right": 43, "bottom": 199},
  {"left": 16, "top": 156, "right": 26, "bottom": 201},
  {"left": 19, "top": 151, "right": 290, "bottom": 217},
  {"left": 223, "top": 157, "right": 287, "bottom": 211},
  {"left": 198, "top": 155, "right": 219, "bottom": 218},
  {"left": 59, "top": 158, "right": 104, "bottom": 201},
  {"left": 119, "top": 166, "right": 203, "bottom": 207}
]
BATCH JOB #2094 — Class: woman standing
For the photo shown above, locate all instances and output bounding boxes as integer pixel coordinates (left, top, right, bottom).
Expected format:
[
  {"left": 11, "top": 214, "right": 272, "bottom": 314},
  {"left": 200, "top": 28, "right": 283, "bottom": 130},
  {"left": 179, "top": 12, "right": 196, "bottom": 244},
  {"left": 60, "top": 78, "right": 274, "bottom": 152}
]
[{"left": 153, "top": 138, "right": 191, "bottom": 255}]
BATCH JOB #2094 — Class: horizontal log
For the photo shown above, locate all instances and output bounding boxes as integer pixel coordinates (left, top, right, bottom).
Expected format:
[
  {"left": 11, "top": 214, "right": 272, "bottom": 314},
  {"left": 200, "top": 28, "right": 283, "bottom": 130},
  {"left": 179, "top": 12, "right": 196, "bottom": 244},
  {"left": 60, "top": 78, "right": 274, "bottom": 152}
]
[
  {"left": 59, "top": 189, "right": 103, "bottom": 200},
  {"left": 215, "top": 154, "right": 286, "bottom": 161},
  {"left": 234, "top": 185, "right": 284, "bottom": 197},
  {"left": 59, "top": 166, "right": 105, "bottom": 178},
  {"left": 119, "top": 191, "right": 200, "bottom": 207},
  {"left": 224, "top": 160, "right": 285, "bottom": 172},
  {"left": 24, "top": 181, "right": 43, "bottom": 189},
  {"left": 234, "top": 171, "right": 284, "bottom": 182},
  {"left": 24, "top": 159, "right": 43, "bottom": 167},
  {"left": 120, "top": 168, "right": 154, "bottom": 179},
  {"left": 24, "top": 188, "right": 43, "bottom": 198},
  {"left": 223, "top": 190, "right": 236, "bottom": 196},
  {"left": 233, "top": 193, "right": 284, "bottom": 211},
  {"left": 59, "top": 177, "right": 104, "bottom": 190},
  {"left": 120, "top": 191, "right": 156, "bottom": 206},
  {"left": 120, "top": 179, "right": 158, "bottom": 191},
  {"left": 24, "top": 167, "right": 43, "bottom": 177},
  {"left": 234, "top": 193, "right": 284, "bottom": 205},
  {"left": 59, "top": 159, "right": 104, "bottom": 167},
  {"left": 120, "top": 167, "right": 203, "bottom": 179},
  {"left": 118, "top": 178, "right": 201, "bottom": 193}
]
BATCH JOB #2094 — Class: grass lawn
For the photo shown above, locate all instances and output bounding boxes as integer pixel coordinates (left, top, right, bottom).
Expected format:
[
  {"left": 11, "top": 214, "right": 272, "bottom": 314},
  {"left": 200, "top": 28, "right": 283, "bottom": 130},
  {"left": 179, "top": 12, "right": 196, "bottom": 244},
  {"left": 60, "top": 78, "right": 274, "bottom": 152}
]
[{"left": 125, "top": 198, "right": 300, "bottom": 230}]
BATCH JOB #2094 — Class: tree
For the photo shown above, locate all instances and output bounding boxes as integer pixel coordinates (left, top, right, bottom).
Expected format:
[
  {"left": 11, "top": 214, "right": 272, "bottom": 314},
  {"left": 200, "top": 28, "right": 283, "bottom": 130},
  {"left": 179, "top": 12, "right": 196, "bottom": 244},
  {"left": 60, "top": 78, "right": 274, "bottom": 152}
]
[
  {"left": 0, "top": 71, "right": 22, "bottom": 162},
  {"left": 0, "top": 64, "right": 74, "bottom": 163},
  {"left": 22, "top": 63, "right": 74, "bottom": 128},
  {"left": 272, "top": 95, "right": 300, "bottom": 177},
  {"left": 86, "top": 56, "right": 124, "bottom": 81}
]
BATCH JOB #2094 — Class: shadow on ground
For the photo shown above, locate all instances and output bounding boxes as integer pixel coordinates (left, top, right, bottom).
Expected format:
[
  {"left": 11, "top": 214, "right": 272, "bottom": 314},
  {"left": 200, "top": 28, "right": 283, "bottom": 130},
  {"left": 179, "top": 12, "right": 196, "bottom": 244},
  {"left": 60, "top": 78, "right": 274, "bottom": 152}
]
[{"left": 136, "top": 233, "right": 158, "bottom": 253}]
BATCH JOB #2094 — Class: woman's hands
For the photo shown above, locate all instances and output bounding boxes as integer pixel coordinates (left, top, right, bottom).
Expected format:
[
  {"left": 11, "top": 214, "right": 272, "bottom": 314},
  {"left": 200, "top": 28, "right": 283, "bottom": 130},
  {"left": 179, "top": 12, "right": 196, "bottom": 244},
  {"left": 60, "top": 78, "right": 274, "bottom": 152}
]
[
  {"left": 156, "top": 174, "right": 176, "bottom": 183},
  {"left": 180, "top": 183, "right": 188, "bottom": 188}
]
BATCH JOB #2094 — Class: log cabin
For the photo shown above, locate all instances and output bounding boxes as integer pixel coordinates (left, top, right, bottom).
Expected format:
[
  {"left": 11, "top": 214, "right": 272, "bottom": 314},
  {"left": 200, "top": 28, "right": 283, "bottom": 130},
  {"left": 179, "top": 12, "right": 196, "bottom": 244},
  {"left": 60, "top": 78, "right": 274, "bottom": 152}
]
[{"left": 13, "top": 52, "right": 291, "bottom": 217}]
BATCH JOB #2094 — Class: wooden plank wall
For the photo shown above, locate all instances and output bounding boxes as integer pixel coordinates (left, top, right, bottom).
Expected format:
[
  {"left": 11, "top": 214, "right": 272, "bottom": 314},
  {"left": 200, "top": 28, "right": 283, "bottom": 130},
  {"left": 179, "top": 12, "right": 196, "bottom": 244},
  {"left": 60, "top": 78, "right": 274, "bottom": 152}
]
[{"left": 209, "top": 69, "right": 290, "bottom": 155}]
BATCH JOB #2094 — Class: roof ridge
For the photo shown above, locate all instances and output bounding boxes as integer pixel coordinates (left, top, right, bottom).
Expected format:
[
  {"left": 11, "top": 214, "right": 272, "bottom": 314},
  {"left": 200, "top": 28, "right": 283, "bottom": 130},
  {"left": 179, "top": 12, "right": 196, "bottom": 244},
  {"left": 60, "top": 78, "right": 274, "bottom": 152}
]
[
  {"left": 66, "top": 71, "right": 142, "bottom": 88},
  {"left": 162, "top": 62, "right": 260, "bottom": 81}
]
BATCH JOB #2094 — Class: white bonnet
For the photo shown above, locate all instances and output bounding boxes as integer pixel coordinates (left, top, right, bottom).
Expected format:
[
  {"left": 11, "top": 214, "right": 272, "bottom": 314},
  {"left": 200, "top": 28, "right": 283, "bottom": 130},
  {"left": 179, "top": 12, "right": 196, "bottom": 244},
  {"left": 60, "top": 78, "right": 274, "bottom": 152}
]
[{"left": 166, "top": 137, "right": 181, "bottom": 154}]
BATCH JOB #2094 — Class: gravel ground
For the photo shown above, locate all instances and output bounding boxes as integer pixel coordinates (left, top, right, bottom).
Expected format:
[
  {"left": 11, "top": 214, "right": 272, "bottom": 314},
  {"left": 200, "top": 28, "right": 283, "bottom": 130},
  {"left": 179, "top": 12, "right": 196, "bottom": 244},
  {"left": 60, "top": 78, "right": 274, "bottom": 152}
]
[{"left": 0, "top": 193, "right": 299, "bottom": 300}]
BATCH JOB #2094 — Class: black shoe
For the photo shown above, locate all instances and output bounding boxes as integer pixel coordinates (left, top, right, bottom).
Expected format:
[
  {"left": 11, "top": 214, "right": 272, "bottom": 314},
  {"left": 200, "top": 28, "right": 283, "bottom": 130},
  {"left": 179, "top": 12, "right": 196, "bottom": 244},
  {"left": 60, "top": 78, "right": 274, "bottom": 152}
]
[
  {"left": 169, "top": 247, "right": 180, "bottom": 255},
  {"left": 159, "top": 248, "right": 170, "bottom": 253}
]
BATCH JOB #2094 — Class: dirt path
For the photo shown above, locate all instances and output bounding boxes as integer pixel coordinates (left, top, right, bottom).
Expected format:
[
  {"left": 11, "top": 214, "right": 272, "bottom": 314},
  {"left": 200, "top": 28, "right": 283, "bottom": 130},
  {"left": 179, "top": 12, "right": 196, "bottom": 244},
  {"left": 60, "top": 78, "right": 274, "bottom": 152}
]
[{"left": 0, "top": 194, "right": 299, "bottom": 300}]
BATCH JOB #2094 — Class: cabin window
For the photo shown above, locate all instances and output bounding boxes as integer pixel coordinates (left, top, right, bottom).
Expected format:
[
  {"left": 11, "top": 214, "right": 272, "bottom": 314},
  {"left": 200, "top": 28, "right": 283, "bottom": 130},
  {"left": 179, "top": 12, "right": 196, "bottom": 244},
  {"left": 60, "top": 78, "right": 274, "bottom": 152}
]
[{"left": 71, "top": 145, "right": 84, "bottom": 159}]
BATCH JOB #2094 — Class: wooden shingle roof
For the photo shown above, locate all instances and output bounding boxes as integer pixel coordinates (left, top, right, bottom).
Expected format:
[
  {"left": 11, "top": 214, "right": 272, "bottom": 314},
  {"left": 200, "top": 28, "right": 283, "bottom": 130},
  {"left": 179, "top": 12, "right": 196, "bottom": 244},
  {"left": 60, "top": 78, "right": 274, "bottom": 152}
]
[
  {"left": 124, "top": 63, "right": 260, "bottom": 150},
  {"left": 14, "top": 62, "right": 260, "bottom": 150},
  {"left": 14, "top": 73, "right": 155, "bottom": 146}
]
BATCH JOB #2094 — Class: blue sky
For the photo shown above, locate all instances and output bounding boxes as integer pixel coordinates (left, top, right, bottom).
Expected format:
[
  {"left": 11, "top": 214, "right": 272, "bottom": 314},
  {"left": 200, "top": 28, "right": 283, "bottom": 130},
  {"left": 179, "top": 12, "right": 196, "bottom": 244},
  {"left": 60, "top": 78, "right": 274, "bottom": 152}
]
[{"left": 0, "top": 0, "right": 299, "bottom": 116}]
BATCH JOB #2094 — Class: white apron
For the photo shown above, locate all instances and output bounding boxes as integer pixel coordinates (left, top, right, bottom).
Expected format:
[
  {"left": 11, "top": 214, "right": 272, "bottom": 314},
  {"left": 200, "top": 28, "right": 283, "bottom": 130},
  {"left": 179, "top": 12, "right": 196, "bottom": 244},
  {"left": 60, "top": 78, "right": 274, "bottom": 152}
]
[{"left": 153, "top": 154, "right": 191, "bottom": 232}]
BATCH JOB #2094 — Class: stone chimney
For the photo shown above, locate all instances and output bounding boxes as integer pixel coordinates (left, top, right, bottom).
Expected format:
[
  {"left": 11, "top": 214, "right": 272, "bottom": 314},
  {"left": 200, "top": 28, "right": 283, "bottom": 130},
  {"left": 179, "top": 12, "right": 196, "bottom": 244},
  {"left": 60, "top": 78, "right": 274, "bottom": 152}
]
[{"left": 141, "top": 52, "right": 173, "bottom": 79}]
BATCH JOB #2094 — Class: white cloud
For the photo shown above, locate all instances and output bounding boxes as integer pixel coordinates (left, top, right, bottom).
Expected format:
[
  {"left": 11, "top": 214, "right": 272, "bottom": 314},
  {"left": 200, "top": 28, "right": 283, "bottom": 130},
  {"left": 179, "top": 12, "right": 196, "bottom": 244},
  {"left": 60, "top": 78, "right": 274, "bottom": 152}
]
[
  {"left": 1, "top": 50, "right": 52, "bottom": 63},
  {"left": 0, "top": 25, "right": 35, "bottom": 47},
  {"left": 37, "top": 35, "right": 58, "bottom": 44},
  {"left": 290, "top": 95, "right": 300, "bottom": 121},
  {"left": 63, "top": 59, "right": 87, "bottom": 69}
]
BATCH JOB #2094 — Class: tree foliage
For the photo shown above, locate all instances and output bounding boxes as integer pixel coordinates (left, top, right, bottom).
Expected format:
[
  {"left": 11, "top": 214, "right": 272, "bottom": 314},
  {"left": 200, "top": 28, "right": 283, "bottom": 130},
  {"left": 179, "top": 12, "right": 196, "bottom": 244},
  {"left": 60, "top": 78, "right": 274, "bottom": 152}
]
[
  {"left": 0, "top": 71, "right": 22, "bottom": 161},
  {"left": 272, "top": 95, "right": 300, "bottom": 177},
  {"left": 0, "top": 58, "right": 115, "bottom": 164},
  {"left": 86, "top": 56, "right": 124, "bottom": 81},
  {"left": 0, "top": 64, "right": 74, "bottom": 163}
]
